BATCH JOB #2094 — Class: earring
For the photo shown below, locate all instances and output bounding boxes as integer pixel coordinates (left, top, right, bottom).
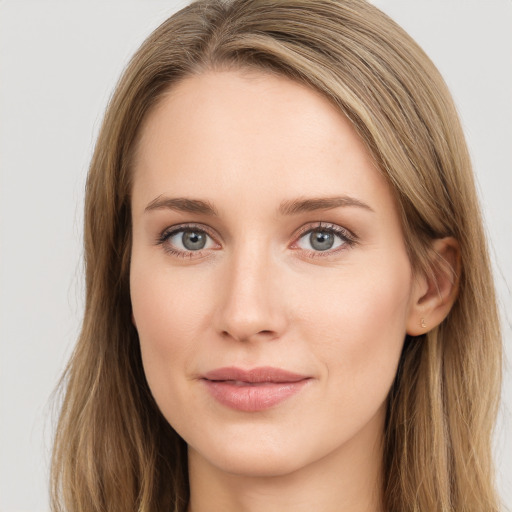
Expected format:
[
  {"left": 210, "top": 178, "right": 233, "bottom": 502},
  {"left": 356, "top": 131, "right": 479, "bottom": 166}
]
[{"left": 420, "top": 318, "right": 426, "bottom": 329}]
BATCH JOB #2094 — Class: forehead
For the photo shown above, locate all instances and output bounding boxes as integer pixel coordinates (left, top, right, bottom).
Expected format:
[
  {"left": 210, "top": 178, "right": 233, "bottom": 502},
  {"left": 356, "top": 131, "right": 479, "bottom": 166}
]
[{"left": 131, "top": 69, "right": 393, "bottom": 217}]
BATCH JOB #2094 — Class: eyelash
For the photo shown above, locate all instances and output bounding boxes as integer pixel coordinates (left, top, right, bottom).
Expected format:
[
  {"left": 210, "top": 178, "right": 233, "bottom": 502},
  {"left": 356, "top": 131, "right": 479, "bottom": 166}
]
[
  {"left": 156, "top": 223, "right": 218, "bottom": 259},
  {"left": 156, "top": 222, "right": 358, "bottom": 259},
  {"left": 292, "top": 222, "right": 358, "bottom": 258}
]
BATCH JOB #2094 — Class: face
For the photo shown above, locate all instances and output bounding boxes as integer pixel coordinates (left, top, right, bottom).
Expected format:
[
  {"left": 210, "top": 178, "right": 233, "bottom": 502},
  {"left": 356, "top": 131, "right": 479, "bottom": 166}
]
[{"left": 130, "top": 70, "right": 419, "bottom": 478}]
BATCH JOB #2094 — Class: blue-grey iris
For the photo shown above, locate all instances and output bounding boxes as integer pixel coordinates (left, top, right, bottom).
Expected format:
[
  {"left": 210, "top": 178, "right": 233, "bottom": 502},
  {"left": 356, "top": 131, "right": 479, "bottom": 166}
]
[
  {"left": 310, "top": 230, "right": 335, "bottom": 251},
  {"left": 182, "top": 231, "right": 207, "bottom": 250}
]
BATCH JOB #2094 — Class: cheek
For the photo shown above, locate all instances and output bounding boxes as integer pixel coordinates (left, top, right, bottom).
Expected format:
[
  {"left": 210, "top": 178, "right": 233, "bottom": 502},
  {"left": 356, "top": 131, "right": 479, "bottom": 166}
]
[
  {"left": 129, "top": 259, "right": 212, "bottom": 395},
  {"left": 296, "top": 257, "right": 412, "bottom": 400}
]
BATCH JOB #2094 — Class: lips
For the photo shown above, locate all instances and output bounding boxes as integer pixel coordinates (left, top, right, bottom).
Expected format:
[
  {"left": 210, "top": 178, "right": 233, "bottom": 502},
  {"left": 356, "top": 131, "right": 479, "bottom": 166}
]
[{"left": 201, "top": 366, "right": 310, "bottom": 412}]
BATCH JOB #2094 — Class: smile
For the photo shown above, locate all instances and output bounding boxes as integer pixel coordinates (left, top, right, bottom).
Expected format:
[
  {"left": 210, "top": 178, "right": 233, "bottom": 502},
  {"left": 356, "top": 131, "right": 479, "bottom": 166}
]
[{"left": 201, "top": 366, "right": 311, "bottom": 412}]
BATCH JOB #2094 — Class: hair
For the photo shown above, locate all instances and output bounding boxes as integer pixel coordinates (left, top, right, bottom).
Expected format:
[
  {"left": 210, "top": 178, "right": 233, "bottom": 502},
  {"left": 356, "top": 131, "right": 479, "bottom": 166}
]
[{"left": 50, "top": 0, "right": 503, "bottom": 510}]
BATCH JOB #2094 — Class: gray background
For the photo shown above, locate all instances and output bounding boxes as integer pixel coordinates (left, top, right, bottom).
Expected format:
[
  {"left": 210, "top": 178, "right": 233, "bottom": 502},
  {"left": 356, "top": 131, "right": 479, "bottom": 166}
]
[{"left": 1, "top": 1, "right": 510, "bottom": 510}]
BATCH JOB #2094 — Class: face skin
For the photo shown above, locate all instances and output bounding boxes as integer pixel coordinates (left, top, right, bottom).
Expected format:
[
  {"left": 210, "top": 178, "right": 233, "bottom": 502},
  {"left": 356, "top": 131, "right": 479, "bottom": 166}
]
[{"left": 129, "top": 70, "right": 431, "bottom": 512}]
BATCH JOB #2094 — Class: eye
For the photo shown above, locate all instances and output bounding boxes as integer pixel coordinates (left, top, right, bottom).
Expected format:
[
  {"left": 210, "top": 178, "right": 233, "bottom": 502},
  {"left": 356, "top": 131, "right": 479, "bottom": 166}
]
[
  {"left": 294, "top": 224, "right": 356, "bottom": 254},
  {"left": 158, "top": 225, "right": 218, "bottom": 256},
  {"left": 170, "top": 229, "right": 211, "bottom": 251}
]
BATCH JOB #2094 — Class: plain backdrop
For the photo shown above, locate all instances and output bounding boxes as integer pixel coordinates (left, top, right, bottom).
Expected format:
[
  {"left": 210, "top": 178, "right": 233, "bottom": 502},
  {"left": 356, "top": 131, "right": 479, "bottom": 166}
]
[{"left": 0, "top": 1, "right": 511, "bottom": 511}]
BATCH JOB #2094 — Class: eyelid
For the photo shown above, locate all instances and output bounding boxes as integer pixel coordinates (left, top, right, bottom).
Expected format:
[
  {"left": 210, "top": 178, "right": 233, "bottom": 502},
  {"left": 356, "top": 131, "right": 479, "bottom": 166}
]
[
  {"left": 155, "top": 221, "right": 358, "bottom": 259},
  {"left": 293, "top": 222, "right": 355, "bottom": 240},
  {"left": 156, "top": 223, "right": 221, "bottom": 258},
  {"left": 157, "top": 222, "right": 217, "bottom": 243},
  {"left": 290, "top": 222, "right": 358, "bottom": 256}
]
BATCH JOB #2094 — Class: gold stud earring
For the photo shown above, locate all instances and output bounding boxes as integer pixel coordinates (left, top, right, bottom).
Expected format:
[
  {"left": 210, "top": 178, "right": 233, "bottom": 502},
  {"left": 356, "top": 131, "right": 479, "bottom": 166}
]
[{"left": 420, "top": 318, "right": 426, "bottom": 329}]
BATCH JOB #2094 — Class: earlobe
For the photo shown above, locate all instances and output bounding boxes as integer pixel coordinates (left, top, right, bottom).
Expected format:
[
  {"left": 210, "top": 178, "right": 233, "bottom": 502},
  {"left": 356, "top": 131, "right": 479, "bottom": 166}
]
[{"left": 406, "top": 237, "right": 460, "bottom": 336}]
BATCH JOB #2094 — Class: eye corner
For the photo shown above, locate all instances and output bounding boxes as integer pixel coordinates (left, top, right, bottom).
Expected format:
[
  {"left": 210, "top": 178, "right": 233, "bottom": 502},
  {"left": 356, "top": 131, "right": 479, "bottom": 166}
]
[
  {"left": 156, "top": 223, "right": 221, "bottom": 259},
  {"left": 291, "top": 222, "right": 358, "bottom": 258}
]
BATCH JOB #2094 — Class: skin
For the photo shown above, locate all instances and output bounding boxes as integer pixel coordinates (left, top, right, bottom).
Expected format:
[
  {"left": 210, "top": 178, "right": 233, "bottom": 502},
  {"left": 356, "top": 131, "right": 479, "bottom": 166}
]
[{"left": 129, "top": 70, "right": 457, "bottom": 512}]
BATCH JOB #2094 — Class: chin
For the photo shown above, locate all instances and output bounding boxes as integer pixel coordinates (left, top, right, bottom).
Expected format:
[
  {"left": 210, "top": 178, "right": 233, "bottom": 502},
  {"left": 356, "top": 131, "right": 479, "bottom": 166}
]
[{"left": 190, "top": 442, "right": 310, "bottom": 478}]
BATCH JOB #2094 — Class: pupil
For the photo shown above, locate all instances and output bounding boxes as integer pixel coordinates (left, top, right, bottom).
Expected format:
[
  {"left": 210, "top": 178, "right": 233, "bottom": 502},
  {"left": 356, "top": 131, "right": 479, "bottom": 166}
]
[
  {"left": 182, "top": 231, "right": 206, "bottom": 250},
  {"left": 310, "top": 230, "right": 334, "bottom": 251}
]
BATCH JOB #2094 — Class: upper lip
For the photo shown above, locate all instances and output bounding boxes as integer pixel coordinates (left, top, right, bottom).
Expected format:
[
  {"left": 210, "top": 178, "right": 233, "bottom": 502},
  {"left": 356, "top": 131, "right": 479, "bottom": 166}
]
[{"left": 202, "top": 366, "right": 309, "bottom": 383}]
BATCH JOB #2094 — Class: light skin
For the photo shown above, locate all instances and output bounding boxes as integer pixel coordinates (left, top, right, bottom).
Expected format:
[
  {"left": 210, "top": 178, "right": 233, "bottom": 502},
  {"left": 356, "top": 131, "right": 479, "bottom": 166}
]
[{"left": 130, "top": 69, "right": 459, "bottom": 512}]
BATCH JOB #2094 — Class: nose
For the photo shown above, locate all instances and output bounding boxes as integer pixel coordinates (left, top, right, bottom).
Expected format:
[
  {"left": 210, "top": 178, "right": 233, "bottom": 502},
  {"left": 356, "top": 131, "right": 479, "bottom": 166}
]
[{"left": 213, "top": 243, "right": 288, "bottom": 343}]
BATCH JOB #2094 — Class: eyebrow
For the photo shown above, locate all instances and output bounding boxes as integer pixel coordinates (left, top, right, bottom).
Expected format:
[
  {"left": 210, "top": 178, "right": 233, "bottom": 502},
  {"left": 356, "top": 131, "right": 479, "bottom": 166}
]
[
  {"left": 144, "top": 196, "right": 219, "bottom": 216},
  {"left": 278, "top": 196, "right": 374, "bottom": 215},
  {"left": 144, "top": 195, "right": 373, "bottom": 216}
]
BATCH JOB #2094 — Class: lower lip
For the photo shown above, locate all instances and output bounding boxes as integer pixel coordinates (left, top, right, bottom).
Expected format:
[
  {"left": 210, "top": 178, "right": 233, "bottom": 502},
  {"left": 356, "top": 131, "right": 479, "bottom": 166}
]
[{"left": 203, "top": 379, "right": 310, "bottom": 412}]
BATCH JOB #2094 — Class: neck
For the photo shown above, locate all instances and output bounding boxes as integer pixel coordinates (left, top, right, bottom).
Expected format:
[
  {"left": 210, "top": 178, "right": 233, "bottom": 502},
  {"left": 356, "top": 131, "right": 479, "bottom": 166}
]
[{"left": 187, "top": 408, "right": 385, "bottom": 512}]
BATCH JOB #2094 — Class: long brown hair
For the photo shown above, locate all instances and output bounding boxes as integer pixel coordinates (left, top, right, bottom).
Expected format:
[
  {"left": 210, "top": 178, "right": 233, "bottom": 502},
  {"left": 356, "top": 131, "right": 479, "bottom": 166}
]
[{"left": 51, "top": 1, "right": 502, "bottom": 510}]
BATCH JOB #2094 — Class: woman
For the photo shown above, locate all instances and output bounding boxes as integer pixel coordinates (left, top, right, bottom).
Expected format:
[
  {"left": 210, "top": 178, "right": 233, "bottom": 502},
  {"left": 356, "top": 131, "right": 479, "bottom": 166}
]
[{"left": 50, "top": 0, "right": 503, "bottom": 510}]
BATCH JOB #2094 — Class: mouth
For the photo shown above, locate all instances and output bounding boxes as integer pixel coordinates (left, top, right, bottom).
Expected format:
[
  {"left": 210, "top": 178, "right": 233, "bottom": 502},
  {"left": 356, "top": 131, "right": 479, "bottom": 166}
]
[{"left": 201, "top": 366, "right": 311, "bottom": 412}]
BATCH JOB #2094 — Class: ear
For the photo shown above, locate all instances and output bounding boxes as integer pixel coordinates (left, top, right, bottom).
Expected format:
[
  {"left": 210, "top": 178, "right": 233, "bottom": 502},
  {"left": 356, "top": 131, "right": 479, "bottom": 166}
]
[{"left": 406, "top": 237, "right": 461, "bottom": 336}]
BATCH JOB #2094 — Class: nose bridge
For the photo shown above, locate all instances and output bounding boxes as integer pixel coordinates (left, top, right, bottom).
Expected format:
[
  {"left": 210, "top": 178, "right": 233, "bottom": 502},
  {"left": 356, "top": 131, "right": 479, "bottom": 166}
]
[{"left": 215, "top": 236, "right": 285, "bottom": 342}]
